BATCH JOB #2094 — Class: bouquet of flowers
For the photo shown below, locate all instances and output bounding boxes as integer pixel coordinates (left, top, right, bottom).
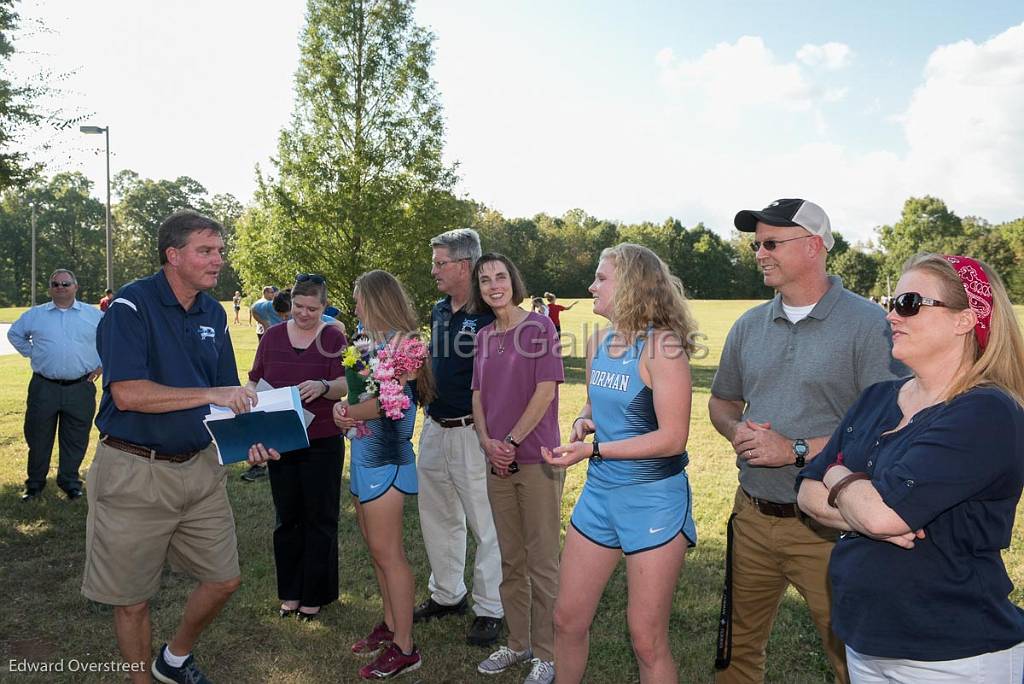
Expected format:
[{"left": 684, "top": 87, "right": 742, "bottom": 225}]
[
  {"left": 373, "top": 337, "right": 428, "bottom": 420},
  {"left": 342, "top": 335, "right": 375, "bottom": 439},
  {"left": 342, "top": 335, "right": 429, "bottom": 434}
]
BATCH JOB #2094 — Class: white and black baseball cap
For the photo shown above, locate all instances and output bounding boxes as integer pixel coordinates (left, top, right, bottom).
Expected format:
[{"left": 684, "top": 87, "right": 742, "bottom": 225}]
[{"left": 734, "top": 198, "right": 834, "bottom": 251}]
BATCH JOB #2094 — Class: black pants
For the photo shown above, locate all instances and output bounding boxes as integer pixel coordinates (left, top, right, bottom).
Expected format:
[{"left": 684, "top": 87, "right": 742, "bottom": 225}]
[
  {"left": 268, "top": 435, "right": 344, "bottom": 606},
  {"left": 24, "top": 374, "right": 96, "bottom": 492}
]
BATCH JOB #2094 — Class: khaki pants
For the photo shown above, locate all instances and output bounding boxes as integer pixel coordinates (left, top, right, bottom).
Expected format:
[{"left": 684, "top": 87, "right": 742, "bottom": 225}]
[
  {"left": 417, "top": 418, "right": 503, "bottom": 617},
  {"left": 716, "top": 486, "right": 849, "bottom": 684},
  {"left": 487, "top": 462, "right": 564, "bottom": 662},
  {"left": 82, "top": 442, "right": 240, "bottom": 606}
]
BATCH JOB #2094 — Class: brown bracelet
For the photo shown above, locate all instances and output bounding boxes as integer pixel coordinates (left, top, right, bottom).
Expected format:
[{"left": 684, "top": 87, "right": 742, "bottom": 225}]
[{"left": 827, "top": 472, "right": 871, "bottom": 508}]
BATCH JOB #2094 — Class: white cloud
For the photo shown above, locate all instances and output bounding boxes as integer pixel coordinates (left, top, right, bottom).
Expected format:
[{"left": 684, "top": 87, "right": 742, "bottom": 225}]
[
  {"left": 656, "top": 35, "right": 815, "bottom": 127},
  {"left": 796, "top": 42, "right": 853, "bottom": 70},
  {"left": 823, "top": 87, "right": 849, "bottom": 103},
  {"left": 619, "top": 26, "right": 1024, "bottom": 243},
  {"left": 900, "top": 22, "right": 1024, "bottom": 219}
]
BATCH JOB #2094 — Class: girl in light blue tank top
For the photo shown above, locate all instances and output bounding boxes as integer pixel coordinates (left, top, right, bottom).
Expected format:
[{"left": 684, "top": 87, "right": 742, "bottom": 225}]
[
  {"left": 541, "top": 243, "right": 699, "bottom": 683},
  {"left": 588, "top": 330, "right": 688, "bottom": 487}
]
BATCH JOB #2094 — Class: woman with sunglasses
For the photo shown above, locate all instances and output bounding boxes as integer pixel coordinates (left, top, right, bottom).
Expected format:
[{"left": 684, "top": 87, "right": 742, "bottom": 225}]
[
  {"left": 542, "top": 243, "right": 699, "bottom": 684},
  {"left": 470, "top": 254, "right": 564, "bottom": 684},
  {"left": 798, "top": 254, "right": 1024, "bottom": 681},
  {"left": 246, "top": 274, "right": 348, "bottom": 621},
  {"left": 332, "top": 270, "right": 435, "bottom": 680}
]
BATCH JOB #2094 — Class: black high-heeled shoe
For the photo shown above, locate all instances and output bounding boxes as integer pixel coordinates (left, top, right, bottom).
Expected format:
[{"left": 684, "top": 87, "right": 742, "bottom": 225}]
[
  {"left": 279, "top": 604, "right": 299, "bottom": 618},
  {"left": 297, "top": 607, "right": 321, "bottom": 622}
]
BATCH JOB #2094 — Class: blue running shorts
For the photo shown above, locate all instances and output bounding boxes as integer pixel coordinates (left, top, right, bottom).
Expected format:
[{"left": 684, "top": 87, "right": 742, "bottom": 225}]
[{"left": 570, "top": 469, "right": 697, "bottom": 554}]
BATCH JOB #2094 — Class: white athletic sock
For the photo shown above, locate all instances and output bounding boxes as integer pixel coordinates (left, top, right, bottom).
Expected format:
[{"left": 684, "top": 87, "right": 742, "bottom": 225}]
[{"left": 163, "top": 645, "right": 189, "bottom": 668}]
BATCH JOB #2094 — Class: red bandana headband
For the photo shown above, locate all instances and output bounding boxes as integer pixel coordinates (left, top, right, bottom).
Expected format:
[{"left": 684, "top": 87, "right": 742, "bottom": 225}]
[{"left": 942, "top": 255, "right": 993, "bottom": 350}]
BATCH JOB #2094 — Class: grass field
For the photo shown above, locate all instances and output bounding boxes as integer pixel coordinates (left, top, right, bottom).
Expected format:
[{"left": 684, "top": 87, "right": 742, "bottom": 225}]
[{"left": 1, "top": 299, "right": 1023, "bottom": 683}]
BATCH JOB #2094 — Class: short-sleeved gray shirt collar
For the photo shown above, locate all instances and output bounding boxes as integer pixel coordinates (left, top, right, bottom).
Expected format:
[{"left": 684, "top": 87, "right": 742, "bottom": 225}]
[{"left": 769, "top": 275, "right": 844, "bottom": 322}]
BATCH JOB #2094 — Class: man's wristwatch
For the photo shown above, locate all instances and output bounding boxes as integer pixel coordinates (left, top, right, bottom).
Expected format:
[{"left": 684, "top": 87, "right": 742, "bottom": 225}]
[
  {"left": 591, "top": 438, "right": 602, "bottom": 462},
  {"left": 504, "top": 434, "right": 521, "bottom": 448},
  {"left": 792, "top": 439, "right": 809, "bottom": 468}
]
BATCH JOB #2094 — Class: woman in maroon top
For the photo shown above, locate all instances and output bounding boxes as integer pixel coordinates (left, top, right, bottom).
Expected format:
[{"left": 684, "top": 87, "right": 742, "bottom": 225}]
[
  {"left": 247, "top": 274, "right": 347, "bottom": 620},
  {"left": 471, "top": 255, "right": 564, "bottom": 683}
]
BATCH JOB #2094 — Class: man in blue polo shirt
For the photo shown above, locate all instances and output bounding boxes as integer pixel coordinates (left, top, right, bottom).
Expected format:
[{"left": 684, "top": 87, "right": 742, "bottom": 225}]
[
  {"left": 413, "top": 228, "right": 504, "bottom": 646},
  {"left": 7, "top": 269, "right": 103, "bottom": 501},
  {"left": 83, "top": 210, "right": 274, "bottom": 684}
]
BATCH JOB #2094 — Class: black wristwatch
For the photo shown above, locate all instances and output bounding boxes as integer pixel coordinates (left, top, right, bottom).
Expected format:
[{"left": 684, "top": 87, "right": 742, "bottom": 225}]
[
  {"left": 504, "top": 434, "right": 521, "bottom": 448},
  {"left": 792, "top": 439, "right": 809, "bottom": 468},
  {"left": 591, "top": 438, "right": 602, "bottom": 462}
]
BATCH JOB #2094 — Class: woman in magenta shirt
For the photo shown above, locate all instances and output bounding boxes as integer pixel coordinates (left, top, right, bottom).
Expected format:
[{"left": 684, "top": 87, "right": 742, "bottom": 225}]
[
  {"left": 471, "top": 254, "right": 564, "bottom": 684},
  {"left": 246, "top": 275, "right": 347, "bottom": 621}
]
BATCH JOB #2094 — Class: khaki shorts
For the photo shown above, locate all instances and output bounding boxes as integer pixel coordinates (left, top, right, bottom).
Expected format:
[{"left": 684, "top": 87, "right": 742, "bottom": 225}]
[{"left": 82, "top": 441, "right": 240, "bottom": 606}]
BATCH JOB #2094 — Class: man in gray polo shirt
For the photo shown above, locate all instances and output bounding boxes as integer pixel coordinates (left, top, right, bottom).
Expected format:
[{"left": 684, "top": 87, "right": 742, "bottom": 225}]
[{"left": 709, "top": 198, "right": 904, "bottom": 684}]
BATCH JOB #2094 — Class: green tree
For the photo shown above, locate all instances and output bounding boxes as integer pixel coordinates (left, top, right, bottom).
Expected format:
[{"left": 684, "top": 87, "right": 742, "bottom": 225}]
[
  {"left": 0, "top": 172, "right": 104, "bottom": 305},
  {"left": 728, "top": 232, "right": 773, "bottom": 299},
  {"left": 830, "top": 248, "right": 880, "bottom": 298},
  {"left": 876, "top": 196, "right": 963, "bottom": 291},
  {"left": 111, "top": 170, "right": 213, "bottom": 287},
  {"left": 0, "top": 0, "right": 41, "bottom": 188},
  {"left": 676, "top": 223, "right": 738, "bottom": 299},
  {"left": 236, "top": 0, "right": 460, "bottom": 319},
  {"left": 990, "top": 218, "right": 1024, "bottom": 303}
]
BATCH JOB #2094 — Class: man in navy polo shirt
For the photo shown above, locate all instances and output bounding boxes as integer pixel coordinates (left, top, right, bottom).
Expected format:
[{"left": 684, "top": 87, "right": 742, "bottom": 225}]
[
  {"left": 83, "top": 210, "right": 274, "bottom": 684},
  {"left": 413, "top": 228, "right": 504, "bottom": 646}
]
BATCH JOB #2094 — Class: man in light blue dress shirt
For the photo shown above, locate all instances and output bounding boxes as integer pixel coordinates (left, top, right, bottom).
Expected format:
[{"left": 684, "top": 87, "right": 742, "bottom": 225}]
[{"left": 7, "top": 269, "right": 103, "bottom": 501}]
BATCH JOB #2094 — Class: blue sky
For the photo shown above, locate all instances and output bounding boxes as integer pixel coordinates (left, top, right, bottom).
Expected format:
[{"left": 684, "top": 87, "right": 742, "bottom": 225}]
[{"left": 11, "top": 1, "right": 1024, "bottom": 243}]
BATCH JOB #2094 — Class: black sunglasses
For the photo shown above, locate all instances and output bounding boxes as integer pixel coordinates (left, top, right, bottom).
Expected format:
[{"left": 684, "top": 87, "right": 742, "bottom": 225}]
[
  {"left": 51, "top": 280, "right": 74, "bottom": 288},
  {"left": 749, "top": 235, "right": 813, "bottom": 252},
  {"left": 296, "top": 273, "right": 327, "bottom": 285},
  {"left": 888, "top": 292, "right": 949, "bottom": 317}
]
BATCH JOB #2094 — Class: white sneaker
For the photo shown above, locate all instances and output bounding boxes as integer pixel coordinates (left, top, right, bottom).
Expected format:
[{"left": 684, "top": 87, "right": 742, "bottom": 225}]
[
  {"left": 524, "top": 658, "right": 555, "bottom": 684},
  {"left": 477, "top": 645, "right": 532, "bottom": 674}
]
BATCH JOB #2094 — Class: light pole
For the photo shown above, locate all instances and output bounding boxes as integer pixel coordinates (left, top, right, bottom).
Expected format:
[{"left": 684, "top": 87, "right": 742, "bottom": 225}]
[
  {"left": 80, "top": 125, "right": 112, "bottom": 291},
  {"left": 30, "top": 202, "right": 37, "bottom": 305}
]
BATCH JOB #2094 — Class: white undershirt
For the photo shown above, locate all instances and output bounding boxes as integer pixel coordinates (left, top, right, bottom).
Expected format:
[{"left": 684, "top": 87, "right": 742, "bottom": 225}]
[{"left": 782, "top": 301, "right": 817, "bottom": 323}]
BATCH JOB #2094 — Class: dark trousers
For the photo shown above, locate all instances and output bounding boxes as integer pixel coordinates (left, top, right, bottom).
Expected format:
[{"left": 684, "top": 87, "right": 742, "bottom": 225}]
[
  {"left": 268, "top": 435, "right": 344, "bottom": 606},
  {"left": 24, "top": 374, "right": 96, "bottom": 492}
]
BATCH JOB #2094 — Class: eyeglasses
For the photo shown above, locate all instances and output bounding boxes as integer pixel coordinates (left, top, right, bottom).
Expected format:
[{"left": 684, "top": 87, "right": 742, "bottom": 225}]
[
  {"left": 749, "top": 235, "right": 813, "bottom": 252},
  {"left": 50, "top": 281, "right": 74, "bottom": 288},
  {"left": 888, "top": 292, "right": 949, "bottom": 317},
  {"left": 432, "top": 258, "right": 469, "bottom": 269},
  {"left": 296, "top": 273, "right": 326, "bottom": 285}
]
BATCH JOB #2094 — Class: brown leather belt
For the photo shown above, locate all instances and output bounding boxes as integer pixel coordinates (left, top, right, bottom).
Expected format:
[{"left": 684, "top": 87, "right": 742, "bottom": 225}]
[
  {"left": 742, "top": 488, "right": 800, "bottom": 518},
  {"left": 430, "top": 414, "right": 474, "bottom": 429},
  {"left": 101, "top": 435, "right": 199, "bottom": 464}
]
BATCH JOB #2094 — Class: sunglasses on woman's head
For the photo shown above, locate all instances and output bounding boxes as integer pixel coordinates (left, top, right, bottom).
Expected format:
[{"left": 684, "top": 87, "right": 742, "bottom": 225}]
[
  {"left": 296, "top": 273, "right": 326, "bottom": 285},
  {"left": 749, "top": 235, "right": 813, "bottom": 252},
  {"left": 888, "top": 292, "right": 949, "bottom": 317}
]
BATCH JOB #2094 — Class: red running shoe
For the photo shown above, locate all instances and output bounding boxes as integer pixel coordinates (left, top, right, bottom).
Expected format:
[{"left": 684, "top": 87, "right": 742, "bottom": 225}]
[
  {"left": 359, "top": 643, "right": 421, "bottom": 679},
  {"left": 352, "top": 621, "right": 395, "bottom": 656}
]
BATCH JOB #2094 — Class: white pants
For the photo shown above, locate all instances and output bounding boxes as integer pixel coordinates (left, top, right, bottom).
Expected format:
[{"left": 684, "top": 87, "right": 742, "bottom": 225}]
[
  {"left": 847, "top": 642, "right": 1024, "bottom": 683},
  {"left": 417, "top": 417, "right": 503, "bottom": 618}
]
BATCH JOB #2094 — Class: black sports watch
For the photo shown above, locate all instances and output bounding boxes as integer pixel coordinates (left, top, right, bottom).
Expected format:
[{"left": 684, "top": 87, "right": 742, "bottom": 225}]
[
  {"left": 591, "top": 438, "right": 602, "bottom": 462},
  {"left": 792, "top": 439, "right": 809, "bottom": 468}
]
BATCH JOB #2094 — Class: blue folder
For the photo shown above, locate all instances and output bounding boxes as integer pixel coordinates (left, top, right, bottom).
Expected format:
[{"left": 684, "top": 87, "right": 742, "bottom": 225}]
[{"left": 205, "top": 386, "right": 310, "bottom": 464}]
